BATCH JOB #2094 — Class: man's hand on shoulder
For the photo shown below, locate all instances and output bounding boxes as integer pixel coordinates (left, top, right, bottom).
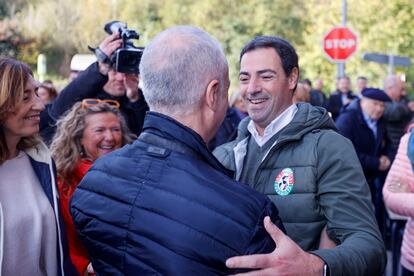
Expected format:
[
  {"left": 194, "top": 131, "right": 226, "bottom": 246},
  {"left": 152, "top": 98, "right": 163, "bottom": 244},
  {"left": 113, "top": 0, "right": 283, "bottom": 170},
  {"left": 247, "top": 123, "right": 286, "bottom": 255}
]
[{"left": 226, "top": 216, "right": 325, "bottom": 276}]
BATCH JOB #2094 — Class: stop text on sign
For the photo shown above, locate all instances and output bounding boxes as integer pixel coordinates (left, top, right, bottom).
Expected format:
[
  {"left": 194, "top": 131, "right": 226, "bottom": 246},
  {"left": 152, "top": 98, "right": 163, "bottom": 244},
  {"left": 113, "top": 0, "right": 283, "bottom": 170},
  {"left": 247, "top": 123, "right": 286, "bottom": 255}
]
[{"left": 325, "top": 39, "right": 356, "bottom": 49}]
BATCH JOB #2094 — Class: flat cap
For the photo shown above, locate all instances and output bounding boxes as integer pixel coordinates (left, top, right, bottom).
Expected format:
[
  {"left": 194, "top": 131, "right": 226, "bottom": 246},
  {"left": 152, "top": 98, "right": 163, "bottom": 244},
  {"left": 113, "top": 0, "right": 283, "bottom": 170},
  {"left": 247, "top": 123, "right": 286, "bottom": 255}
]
[{"left": 362, "top": 88, "right": 391, "bottom": 102}]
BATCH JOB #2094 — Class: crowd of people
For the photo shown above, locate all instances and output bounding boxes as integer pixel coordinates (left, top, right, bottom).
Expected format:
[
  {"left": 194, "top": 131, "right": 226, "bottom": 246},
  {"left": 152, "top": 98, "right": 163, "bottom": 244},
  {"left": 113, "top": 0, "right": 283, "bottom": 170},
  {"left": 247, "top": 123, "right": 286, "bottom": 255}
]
[{"left": 0, "top": 23, "right": 413, "bottom": 276}]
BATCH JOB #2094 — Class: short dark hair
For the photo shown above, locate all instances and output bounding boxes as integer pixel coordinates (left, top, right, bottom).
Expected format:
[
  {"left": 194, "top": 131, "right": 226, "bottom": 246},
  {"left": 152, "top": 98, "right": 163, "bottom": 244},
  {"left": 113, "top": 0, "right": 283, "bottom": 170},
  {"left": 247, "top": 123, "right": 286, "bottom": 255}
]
[
  {"left": 357, "top": 76, "right": 367, "bottom": 81},
  {"left": 240, "top": 36, "right": 299, "bottom": 78}
]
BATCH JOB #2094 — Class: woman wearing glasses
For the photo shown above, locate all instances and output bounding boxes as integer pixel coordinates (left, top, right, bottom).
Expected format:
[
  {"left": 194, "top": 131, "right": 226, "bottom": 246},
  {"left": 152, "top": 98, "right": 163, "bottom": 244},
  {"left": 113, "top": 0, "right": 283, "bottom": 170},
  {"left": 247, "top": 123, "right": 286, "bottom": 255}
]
[
  {"left": 50, "top": 100, "right": 135, "bottom": 275},
  {"left": 0, "top": 57, "right": 74, "bottom": 275},
  {"left": 40, "top": 33, "right": 149, "bottom": 146}
]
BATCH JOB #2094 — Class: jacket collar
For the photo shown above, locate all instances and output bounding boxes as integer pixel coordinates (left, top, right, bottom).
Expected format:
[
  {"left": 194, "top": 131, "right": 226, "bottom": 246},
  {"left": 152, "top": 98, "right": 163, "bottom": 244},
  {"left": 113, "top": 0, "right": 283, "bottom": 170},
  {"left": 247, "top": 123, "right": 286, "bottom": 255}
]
[
  {"left": 142, "top": 112, "right": 233, "bottom": 178},
  {"left": 24, "top": 141, "right": 56, "bottom": 206},
  {"left": 237, "top": 103, "right": 336, "bottom": 143},
  {"left": 247, "top": 104, "right": 298, "bottom": 147},
  {"left": 25, "top": 141, "right": 52, "bottom": 165},
  {"left": 335, "top": 90, "right": 354, "bottom": 96},
  {"left": 346, "top": 99, "right": 385, "bottom": 127},
  {"left": 232, "top": 103, "right": 337, "bottom": 179}
]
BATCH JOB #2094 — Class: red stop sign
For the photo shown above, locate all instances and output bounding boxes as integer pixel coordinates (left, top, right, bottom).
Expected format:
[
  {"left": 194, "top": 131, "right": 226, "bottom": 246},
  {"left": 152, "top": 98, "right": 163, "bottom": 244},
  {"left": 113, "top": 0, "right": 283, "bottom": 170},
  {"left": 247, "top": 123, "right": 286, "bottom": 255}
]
[{"left": 323, "top": 26, "right": 357, "bottom": 62}]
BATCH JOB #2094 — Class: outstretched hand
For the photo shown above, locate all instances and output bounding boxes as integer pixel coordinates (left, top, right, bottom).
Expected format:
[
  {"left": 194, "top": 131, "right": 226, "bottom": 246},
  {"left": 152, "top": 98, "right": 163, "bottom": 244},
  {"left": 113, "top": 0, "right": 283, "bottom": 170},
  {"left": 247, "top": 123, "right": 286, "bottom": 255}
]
[{"left": 226, "top": 216, "right": 325, "bottom": 276}]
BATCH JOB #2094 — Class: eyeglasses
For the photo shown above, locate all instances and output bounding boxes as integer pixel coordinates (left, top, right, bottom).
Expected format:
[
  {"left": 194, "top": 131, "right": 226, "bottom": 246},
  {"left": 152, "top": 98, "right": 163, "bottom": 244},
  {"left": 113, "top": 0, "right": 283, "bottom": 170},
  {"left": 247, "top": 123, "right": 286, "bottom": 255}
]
[{"left": 81, "top": 98, "right": 120, "bottom": 109}]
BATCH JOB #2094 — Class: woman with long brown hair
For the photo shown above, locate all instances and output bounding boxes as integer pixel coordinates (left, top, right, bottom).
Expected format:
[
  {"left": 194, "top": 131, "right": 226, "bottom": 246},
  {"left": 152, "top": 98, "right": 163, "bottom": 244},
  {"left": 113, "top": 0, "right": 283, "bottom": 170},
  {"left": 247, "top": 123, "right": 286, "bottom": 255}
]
[{"left": 0, "top": 56, "right": 74, "bottom": 275}]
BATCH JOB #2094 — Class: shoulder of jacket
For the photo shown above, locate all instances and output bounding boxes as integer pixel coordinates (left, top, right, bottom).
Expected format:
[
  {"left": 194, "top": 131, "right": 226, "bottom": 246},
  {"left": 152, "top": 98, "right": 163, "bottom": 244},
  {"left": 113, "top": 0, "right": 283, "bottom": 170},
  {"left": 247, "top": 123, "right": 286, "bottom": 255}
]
[
  {"left": 213, "top": 140, "right": 236, "bottom": 159},
  {"left": 337, "top": 108, "right": 359, "bottom": 122},
  {"left": 304, "top": 128, "right": 342, "bottom": 147},
  {"left": 315, "top": 129, "right": 354, "bottom": 153}
]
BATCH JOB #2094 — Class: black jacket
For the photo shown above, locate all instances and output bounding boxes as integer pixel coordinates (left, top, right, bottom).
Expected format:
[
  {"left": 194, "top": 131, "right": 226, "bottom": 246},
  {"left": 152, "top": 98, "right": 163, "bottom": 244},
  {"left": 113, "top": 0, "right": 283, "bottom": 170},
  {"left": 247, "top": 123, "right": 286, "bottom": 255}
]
[
  {"left": 327, "top": 90, "right": 357, "bottom": 121},
  {"left": 336, "top": 100, "right": 388, "bottom": 185},
  {"left": 39, "top": 62, "right": 148, "bottom": 144},
  {"left": 309, "top": 89, "right": 327, "bottom": 108},
  {"left": 383, "top": 100, "right": 413, "bottom": 161},
  {"left": 70, "top": 112, "right": 284, "bottom": 275}
]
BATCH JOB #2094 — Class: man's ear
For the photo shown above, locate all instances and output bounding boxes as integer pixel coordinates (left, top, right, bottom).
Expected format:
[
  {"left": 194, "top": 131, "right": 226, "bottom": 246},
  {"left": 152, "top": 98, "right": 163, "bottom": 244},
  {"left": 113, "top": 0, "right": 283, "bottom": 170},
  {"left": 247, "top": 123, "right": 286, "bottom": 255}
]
[
  {"left": 288, "top": 67, "right": 299, "bottom": 91},
  {"left": 205, "top": 79, "right": 220, "bottom": 111}
]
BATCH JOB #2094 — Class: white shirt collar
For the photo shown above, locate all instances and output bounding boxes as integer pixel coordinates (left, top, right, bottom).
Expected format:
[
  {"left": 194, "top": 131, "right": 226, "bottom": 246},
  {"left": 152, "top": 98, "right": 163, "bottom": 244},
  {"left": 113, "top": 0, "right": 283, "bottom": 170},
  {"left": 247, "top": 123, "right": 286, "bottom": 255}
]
[{"left": 247, "top": 104, "right": 298, "bottom": 147}]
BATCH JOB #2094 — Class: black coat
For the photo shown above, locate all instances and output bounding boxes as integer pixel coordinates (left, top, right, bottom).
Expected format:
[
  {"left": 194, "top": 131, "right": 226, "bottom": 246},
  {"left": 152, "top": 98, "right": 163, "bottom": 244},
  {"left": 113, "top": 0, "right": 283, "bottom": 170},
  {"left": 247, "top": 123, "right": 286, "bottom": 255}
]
[
  {"left": 336, "top": 100, "right": 388, "bottom": 185},
  {"left": 383, "top": 100, "right": 413, "bottom": 161},
  {"left": 39, "top": 62, "right": 148, "bottom": 144},
  {"left": 309, "top": 89, "right": 327, "bottom": 108},
  {"left": 327, "top": 90, "right": 357, "bottom": 121}
]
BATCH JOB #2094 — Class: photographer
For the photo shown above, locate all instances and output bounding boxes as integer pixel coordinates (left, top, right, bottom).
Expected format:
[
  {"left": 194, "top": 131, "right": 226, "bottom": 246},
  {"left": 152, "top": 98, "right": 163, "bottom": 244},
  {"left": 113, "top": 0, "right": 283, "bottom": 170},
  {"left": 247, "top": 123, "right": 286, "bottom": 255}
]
[{"left": 40, "top": 31, "right": 148, "bottom": 144}]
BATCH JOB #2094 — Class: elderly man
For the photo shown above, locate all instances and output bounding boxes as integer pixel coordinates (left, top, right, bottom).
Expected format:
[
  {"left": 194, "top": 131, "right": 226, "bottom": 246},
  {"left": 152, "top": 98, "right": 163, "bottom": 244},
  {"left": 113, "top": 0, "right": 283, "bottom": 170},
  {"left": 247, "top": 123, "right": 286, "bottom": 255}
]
[
  {"left": 336, "top": 88, "right": 391, "bottom": 193},
  {"left": 336, "top": 88, "right": 392, "bottom": 238},
  {"left": 70, "top": 26, "right": 283, "bottom": 275},
  {"left": 214, "top": 36, "right": 386, "bottom": 275},
  {"left": 383, "top": 75, "right": 414, "bottom": 161}
]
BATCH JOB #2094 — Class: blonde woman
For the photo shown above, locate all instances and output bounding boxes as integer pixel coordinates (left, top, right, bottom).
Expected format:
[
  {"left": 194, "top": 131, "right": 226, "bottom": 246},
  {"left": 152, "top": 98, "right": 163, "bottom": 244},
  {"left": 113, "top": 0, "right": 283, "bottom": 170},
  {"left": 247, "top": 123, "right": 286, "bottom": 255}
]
[
  {"left": 50, "top": 100, "right": 135, "bottom": 275},
  {"left": 0, "top": 57, "right": 74, "bottom": 275}
]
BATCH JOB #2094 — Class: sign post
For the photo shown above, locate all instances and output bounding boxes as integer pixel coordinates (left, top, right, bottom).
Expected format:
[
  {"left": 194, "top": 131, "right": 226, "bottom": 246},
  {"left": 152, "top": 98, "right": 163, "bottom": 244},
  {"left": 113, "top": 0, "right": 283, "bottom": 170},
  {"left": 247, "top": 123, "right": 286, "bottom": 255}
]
[{"left": 362, "top": 53, "right": 411, "bottom": 75}]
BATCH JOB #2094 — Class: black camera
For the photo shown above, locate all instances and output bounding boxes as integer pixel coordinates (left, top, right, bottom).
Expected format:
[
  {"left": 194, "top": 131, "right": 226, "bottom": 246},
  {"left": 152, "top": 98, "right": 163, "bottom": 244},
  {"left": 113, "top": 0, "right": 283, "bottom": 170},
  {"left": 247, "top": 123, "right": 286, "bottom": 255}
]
[{"left": 104, "top": 21, "right": 143, "bottom": 74}]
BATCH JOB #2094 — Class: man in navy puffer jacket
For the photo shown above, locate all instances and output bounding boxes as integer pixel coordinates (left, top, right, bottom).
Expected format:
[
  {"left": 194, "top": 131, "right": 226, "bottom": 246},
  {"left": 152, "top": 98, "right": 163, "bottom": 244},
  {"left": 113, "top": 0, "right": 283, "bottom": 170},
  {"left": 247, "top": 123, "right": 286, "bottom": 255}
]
[{"left": 70, "top": 25, "right": 284, "bottom": 275}]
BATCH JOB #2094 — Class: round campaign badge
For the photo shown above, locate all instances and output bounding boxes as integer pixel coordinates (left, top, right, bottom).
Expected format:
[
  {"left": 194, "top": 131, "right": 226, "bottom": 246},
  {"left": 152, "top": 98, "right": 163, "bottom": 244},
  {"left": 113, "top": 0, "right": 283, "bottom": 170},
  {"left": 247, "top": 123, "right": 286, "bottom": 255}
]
[{"left": 274, "top": 168, "right": 294, "bottom": 196}]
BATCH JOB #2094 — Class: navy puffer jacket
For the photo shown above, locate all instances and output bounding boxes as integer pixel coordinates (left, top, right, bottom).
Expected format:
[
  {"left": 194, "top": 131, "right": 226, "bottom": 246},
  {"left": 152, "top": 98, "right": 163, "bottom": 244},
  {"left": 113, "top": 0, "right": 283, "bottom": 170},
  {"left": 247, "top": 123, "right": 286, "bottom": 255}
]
[{"left": 70, "top": 112, "right": 283, "bottom": 275}]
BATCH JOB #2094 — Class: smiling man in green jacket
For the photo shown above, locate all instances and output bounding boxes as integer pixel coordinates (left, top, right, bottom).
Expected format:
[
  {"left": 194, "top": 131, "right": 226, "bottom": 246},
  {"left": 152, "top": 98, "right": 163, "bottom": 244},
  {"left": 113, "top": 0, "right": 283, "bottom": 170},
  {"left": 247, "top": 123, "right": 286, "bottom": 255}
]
[{"left": 214, "top": 35, "right": 386, "bottom": 276}]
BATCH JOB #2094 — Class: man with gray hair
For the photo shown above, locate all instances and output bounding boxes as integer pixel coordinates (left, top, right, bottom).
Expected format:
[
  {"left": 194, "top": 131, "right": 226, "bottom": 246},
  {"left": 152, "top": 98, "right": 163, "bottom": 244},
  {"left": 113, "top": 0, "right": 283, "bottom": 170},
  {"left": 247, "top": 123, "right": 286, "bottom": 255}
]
[
  {"left": 383, "top": 75, "right": 414, "bottom": 161},
  {"left": 70, "top": 26, "right": 283, "bottom": 275}
]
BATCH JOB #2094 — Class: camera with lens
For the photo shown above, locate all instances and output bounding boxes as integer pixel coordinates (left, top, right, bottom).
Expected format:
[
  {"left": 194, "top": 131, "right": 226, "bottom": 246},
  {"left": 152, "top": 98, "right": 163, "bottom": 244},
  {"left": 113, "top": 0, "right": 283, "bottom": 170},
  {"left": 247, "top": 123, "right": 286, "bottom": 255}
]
[{"left": 103, "top": 21, "right": 143, "bottom": 74}]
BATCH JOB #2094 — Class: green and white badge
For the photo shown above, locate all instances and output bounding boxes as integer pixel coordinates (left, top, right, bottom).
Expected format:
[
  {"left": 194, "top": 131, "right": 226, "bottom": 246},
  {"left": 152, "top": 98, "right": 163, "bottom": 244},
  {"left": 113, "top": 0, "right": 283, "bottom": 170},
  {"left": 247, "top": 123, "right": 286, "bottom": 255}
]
[{"left": 274, "top": 168, "right": 294, "bottom": 196}]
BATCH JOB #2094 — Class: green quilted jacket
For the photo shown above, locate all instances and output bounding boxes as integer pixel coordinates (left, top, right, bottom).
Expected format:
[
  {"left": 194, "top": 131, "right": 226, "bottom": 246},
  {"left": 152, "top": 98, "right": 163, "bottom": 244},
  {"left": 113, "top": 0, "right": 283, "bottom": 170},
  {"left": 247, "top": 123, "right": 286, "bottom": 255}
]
[{"left": 214, "top": 103, "right": 386, "bottom": 276}]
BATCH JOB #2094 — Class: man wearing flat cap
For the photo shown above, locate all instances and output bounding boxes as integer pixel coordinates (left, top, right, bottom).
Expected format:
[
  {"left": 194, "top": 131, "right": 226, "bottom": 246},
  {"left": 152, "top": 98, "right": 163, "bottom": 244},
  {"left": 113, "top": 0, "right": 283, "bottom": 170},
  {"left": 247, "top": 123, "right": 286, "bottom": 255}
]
[{"left": 336, "top": 87, "right": 392, "bottom": 229}]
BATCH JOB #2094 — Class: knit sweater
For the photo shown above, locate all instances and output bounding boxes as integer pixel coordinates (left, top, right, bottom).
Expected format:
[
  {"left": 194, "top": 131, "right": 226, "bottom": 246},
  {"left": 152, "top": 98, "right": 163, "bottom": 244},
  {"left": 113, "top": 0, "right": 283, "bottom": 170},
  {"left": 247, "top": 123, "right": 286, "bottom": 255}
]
[
  {"left": 383, "top": 132, "right": 414, "bottom": 271},
  {"left": 58, "top": 159, "right": 92, "bottom": 275}
]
